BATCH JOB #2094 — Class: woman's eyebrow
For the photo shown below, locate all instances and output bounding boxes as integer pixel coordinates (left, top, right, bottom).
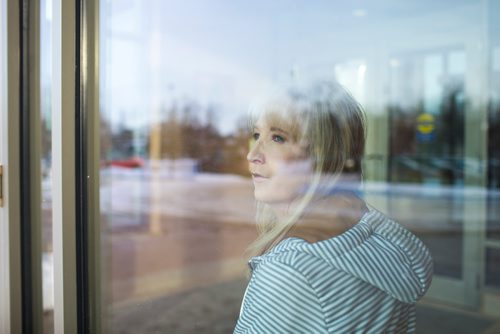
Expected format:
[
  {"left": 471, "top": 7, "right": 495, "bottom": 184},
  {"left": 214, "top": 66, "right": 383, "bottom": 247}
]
[{"left": 270, "top": 126, "right": 289, "bottom": 134}]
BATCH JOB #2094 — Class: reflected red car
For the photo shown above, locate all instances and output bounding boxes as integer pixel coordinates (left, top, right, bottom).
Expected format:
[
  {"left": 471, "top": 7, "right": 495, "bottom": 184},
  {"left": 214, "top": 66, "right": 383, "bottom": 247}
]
[{"left": 105, "top": 157, "right": 144, "bottom": 168}]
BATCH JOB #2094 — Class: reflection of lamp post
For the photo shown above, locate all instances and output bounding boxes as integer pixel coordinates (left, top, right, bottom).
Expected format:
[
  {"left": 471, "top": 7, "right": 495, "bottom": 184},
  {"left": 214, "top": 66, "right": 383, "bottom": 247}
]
[
  {"left": 148, "top": 29, "right": 163, "bottom": 235},
  {"left": 149, "top": 123, "right": 162, "bottom": 170},
  {"left": 149, "top": 123, "right": 163, "bottom": 235}
]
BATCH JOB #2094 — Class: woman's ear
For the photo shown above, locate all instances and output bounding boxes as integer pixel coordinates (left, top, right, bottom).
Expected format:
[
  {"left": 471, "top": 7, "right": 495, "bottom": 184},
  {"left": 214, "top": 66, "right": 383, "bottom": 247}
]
[{"left": 345, "top": 158, "right": 355, "bottom": 169}]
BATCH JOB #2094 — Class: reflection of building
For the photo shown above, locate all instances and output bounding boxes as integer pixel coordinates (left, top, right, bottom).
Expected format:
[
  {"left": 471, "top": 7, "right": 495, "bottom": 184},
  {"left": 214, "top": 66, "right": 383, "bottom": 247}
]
[
  {"left": 2, "top": 0, "right": 500, "bottom": 332},
  {"left": 356, "top": 2, "right": 499, "bottom": 315}
]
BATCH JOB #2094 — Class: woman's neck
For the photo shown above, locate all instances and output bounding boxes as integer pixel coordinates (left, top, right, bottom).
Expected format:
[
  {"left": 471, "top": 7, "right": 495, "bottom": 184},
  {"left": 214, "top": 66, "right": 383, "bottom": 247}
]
[{"left": 285, "top": 194, "right": 368, "bottom": 243}]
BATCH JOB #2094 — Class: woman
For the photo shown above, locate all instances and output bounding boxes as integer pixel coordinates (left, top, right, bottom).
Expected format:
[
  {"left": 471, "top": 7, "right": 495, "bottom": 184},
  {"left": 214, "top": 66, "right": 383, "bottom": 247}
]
[{"left": 234, "top": 82, "right": 433, "bottom": 333}]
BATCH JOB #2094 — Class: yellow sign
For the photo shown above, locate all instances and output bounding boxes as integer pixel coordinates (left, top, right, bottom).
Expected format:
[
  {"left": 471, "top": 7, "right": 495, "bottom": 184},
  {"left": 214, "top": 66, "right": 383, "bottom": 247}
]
[{"left": 417, "top": 113, "right": 435, "bottom": 134}]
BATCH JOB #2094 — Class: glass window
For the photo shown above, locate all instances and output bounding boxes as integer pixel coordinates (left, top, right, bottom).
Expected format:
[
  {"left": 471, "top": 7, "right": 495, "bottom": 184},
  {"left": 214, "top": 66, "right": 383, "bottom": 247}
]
[
  {"left": 100, "top": 2, "right": 257, "bottom": 331},
  {"left": 98, "top": 1, "right": 500, "bottom": 332},
  {"left": 387, "top": 49, "right": 466, "bottom": 279}
]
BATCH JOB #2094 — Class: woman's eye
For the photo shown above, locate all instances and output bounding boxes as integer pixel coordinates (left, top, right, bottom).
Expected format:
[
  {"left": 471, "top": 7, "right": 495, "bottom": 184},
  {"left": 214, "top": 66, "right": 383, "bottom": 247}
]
[
  {"left": 272, "top": 134, "right": 286, "bottom": 143},
  {"left": 252, "top": 132, "right": 260, "bottom": 141}
]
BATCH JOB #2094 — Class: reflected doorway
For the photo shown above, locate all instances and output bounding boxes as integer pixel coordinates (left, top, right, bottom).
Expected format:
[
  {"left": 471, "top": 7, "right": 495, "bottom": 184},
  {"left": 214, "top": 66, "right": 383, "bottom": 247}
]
[{"left": 386, "top": 48, "right": 479, "bottom": 308}]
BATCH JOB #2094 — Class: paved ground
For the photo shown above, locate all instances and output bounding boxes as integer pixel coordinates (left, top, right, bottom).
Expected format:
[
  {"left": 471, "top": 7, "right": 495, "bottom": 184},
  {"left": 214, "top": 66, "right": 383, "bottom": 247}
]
[{"left": 108, "top": 279, "right": 500, "bottom": 334}]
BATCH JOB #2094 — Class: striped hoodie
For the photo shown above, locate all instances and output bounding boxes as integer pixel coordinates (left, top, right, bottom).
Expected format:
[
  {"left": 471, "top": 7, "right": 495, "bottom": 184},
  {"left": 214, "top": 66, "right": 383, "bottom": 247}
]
[{"left": 234, "top": 209, "right": 433, "bottom": 333}]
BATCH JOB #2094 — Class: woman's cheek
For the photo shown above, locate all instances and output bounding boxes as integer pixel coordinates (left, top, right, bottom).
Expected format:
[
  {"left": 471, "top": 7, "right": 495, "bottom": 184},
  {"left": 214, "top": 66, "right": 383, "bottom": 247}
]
[{"left": 275, "top": 159, "right": 313, "bottom": 177}]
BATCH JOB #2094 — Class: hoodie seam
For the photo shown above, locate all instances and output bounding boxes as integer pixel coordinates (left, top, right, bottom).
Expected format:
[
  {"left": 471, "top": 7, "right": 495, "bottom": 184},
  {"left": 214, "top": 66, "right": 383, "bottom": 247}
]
[
  {"left": 284, "top": 249, "right": 411, "bottom": 301},
  {"left": 372, "top": 227, "right": 433, "bottom": 298},
  {"left": 270, "top": 251, "right": 417, "bottom": 332},
  {"left": 267, "top": 255, "right": 329, "bottom": 332}
]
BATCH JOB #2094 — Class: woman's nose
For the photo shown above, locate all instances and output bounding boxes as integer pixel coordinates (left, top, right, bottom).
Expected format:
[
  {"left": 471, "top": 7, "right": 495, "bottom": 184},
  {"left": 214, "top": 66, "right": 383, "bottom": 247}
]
[{"left": 247, "top": 141, "right": 265, "bottom": 164}]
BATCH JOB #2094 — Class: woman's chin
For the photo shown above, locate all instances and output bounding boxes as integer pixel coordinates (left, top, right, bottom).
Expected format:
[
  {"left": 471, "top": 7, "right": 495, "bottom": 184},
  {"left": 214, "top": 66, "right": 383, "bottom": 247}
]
[{"left": 253, "top": 188, "right": 297, "bottom": 205}]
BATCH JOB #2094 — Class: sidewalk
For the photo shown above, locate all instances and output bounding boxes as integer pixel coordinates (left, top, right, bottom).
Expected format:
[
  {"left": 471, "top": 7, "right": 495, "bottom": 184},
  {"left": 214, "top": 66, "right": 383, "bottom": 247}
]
[{"left": 110, "top": 279, "right": 500, "bottom": 334}]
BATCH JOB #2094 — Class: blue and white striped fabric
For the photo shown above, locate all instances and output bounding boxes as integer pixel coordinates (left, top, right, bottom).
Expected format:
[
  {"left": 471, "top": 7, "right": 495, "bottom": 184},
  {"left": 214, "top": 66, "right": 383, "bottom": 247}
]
[{"left": 234, "top": 210, "right": 433, "bottom": 333}]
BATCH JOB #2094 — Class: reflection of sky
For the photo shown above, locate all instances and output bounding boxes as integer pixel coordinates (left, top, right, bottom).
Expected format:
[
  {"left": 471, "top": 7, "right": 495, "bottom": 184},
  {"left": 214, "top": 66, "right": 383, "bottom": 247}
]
[{"left": 101, "top": 0, "right": 483, "bottom": 134}]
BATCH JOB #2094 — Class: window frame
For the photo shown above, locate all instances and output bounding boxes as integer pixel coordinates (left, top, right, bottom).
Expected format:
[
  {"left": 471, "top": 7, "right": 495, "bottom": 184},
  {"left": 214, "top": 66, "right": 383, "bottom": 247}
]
[
  {"left": 51, "top": 0, "right": 101, "bottom": 332},
  {"left": 0, "top": 0, "right": 23, "bottom": 332}
]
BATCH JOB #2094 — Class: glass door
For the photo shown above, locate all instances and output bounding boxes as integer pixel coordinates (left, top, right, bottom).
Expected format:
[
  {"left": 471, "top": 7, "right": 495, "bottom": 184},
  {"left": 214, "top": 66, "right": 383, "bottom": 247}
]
[{"left": 385, "top": 48, "right": 482, "bottom": 308}]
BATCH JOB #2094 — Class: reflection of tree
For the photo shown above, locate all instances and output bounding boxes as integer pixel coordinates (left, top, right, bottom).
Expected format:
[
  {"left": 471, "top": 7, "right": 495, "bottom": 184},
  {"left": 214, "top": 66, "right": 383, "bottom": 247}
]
[
  {"left": 489, "top": 100, "right": 500, "bottom": 189},
  {"left": 41, "top": 117, "right": 51, "bottom": 159},
  {"left": 101, "top": 115, "right": 112, "bottom": 160},
  {"left": 197, "top": 107, "right": 224, "bottom": 172},
  {"left": 103, "top": 99, "right": 250, "bottom": 175},
  {"left": 218, "top": 117, "right": 250, "bottom": 175},
  {"left": 441, "top": 84, "right": 464, "bottom": 158},
  {"left": 388, "top": 83, "right": 466, "bottom": 184},
  {"left": 164, "top": 103, "right": 248, "bottom": 175},
  {"left": 180, "top": 103, "right": 203, "bottom": 158},
  {"left": 111, "top": 122, "right": 135, "bottom": 159},
  {"left": 388, "top": 103, "right": 421, "bottom": 183},
  {"left": 160, "top": 107, "right": 183, "bottom": 160},
  {"left": 440, "top": 83, "right": 465, "bottom": 184},
  {"left": 388, "top": 103, "right": 419, "bottom": 156},
  {"left": 151, "top": 100, "right": 249, "bottom": 175}
]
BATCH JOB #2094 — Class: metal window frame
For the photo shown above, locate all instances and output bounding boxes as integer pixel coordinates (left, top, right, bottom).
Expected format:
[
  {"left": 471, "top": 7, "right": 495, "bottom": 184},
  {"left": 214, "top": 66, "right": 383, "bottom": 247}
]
[
  {"left": 20, "top": 0, "right": 44, "bottom": 332},
  {"left": 0, "top": 0, "right": 102, "bottom": 332},
  {"left": 52, "top": 0, "right": 101, "bottom": 332},
  {"left": 0, "top": 0, "right": 23, "bottom": 332},
  {"left": 1, "top": 0, "right": 46, "bottom": 332},
  {"left": 76, "top": 0, "right": 102, "bottom": 332},
  {"left": 52, "top": 0, "right": 78, "bottom": 331}
]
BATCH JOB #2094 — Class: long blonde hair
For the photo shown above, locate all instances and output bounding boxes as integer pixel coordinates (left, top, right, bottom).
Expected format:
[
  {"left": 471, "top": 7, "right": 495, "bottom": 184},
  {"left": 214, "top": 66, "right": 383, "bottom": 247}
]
[{"left": 248, "top": 81, "right": 366, "bottom": 256}]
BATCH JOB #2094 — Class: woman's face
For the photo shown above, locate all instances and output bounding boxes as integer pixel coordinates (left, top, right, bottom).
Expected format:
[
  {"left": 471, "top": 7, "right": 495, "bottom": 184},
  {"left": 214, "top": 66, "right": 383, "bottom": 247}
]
[{"left": 247, "top": 115, "right": 313, "bottom": 204}]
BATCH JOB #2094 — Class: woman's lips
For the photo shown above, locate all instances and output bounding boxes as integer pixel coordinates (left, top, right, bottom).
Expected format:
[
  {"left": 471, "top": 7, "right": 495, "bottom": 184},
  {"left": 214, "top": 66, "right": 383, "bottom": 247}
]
[{"left": 251, "top": 172, "right": 269, "bottom": 182}]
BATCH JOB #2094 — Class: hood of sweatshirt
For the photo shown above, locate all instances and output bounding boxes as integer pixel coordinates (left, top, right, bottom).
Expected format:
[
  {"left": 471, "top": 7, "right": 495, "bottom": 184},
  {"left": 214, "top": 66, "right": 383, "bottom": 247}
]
[{"left": 250, "top": 209, "right": 433, "bottom": 304}]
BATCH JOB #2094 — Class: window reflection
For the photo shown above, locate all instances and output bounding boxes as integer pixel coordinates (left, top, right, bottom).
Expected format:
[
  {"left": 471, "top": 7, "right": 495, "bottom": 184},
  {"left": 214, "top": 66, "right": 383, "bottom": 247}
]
[
  {"left": 387, "top": 49, "right": 467, "bottom": 278},
  {"left": 99, "top": 1, "right": 500, "bottom": 332}
]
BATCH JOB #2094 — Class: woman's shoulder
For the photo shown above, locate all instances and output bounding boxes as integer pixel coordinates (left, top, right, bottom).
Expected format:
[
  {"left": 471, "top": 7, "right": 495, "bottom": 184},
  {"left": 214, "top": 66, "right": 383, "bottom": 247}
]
[
  {"left": 313, "top": 209, "right": 434, "bottom": 303},
  {"left": 252, "top": 209, "right": 433, "bottom": 303},
  {"left": 249, "top": 237, "right": 326, "bottom": 273},
  {"left": 253, "top": 209, "right": 417, "bottom": 270}
]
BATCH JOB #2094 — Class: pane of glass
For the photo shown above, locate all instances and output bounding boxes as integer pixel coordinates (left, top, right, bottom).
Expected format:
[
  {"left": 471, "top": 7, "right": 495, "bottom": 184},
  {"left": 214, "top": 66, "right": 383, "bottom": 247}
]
[
  {"left": 100, "top": 2, "right": 257, "bottom": 331},
  {"left": 99, "top": 1, "right": 500, "bottom": 332},
  {"left": 40, "top": 0, "right": 53, "bottom": 332},
  {"left": 387, "top": 49, "right": 466, "bottom": 279}
]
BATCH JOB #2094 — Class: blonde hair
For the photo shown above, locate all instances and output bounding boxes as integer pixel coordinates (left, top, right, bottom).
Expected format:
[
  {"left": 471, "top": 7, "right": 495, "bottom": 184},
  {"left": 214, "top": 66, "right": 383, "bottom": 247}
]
[{"left": 248, "top": 81, "right": 366, "bottom": 256}]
